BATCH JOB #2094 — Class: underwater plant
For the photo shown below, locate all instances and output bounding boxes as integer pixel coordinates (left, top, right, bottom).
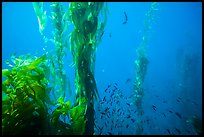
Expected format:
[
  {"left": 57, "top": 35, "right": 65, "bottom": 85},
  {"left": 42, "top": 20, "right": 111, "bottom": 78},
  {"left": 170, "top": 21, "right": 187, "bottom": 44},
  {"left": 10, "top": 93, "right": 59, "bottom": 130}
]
[
  {"left": 33, "top": 2, "right": 70, "bottom": 101},
  {"left": 133, "top": 2, "right": 159, "bottom": 134},
  {"left": 69, "top": 2, "right": 107, "bottom": 135},
  {"left": 186, "top": 116, "right": 202, "bottom": 135},
  {"left": 2, "top": 54, "right": 52, "bottom": 135},
  {"left": 33, "top": 2, "right": 47, "bottom": 36}
]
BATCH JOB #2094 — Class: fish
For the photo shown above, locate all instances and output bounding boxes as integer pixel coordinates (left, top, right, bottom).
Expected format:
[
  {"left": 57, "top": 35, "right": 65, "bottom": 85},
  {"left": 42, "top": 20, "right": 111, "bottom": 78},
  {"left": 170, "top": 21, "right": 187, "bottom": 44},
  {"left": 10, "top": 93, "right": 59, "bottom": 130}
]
[
  {"left": 126, "top": 103, "right": 131, "bottom": 106},
  {"left": 107, "top": 84, "right": 111, "bottom": 88},
  {"left": 126, "top": 78, "right": 131, "bottom": 83},
  {"left": 126, "top": 124, "right": 129, "bottom": 128},
  {"left": 117, "top": 108, "right": 120, "bottom": 112},
  {"left": 104, "top": 107, "right": 110, "bottom": 112},
  {"left": 131, "top": 118, "right": 135, "bottom": 123},
  {"left": 168, "top": 110, "right": 173, "bottom": 113},
  {"left": 175, "top": 112, "right": 182, "bottom": 119},
  {"left": 123, "top": 12, "right": 128, "bottom": 24},
  {"left": 105, "top": 88, "right": 108, "bottom": 92},
  {"left": 152, "top": 105, "right": 157, "bottom": 111},
  {"left": 175, "top": 128, "right": 181, "bottom": 134},
  {"left": 146, "top": 119, "right": 150, "bottom": 125},
  {"left": 166, "top": 129, "right": 171, "bottom": 134},
  {"left": 126, "top": 114, "right": 131, "bottom": 119},
  {"left": 176, "top": 99, "right": 181, "bottom": 103},
  {"left": 101, "top": 112, "right": 106, "bottom": 115},
  {"left": 103, "top": 96, "right": 106, "bottom": 101}
]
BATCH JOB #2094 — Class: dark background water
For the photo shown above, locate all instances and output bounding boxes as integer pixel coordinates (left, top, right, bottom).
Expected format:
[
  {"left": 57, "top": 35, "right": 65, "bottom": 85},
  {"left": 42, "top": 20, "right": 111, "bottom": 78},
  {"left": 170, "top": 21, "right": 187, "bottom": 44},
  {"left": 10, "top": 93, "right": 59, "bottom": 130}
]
[{"left": 2, "top": 2, "right": 202, "bottom": 135}]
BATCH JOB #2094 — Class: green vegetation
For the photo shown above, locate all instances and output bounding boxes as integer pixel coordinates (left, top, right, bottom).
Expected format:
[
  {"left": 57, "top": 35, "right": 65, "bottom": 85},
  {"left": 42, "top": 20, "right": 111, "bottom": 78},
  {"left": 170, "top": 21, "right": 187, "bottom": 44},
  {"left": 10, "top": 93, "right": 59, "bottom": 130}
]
[
  {"left": 2, "top": 54, "right": 51, "bottom": 135},
  {"left": 2, "top": 2, "right": 107, "bottom": 135},
  {"left": 133, "top": 2, "right": 159, "bottom": 134},
  {"left": 69, "top": 2, "right": 107, "bottom": 135}
]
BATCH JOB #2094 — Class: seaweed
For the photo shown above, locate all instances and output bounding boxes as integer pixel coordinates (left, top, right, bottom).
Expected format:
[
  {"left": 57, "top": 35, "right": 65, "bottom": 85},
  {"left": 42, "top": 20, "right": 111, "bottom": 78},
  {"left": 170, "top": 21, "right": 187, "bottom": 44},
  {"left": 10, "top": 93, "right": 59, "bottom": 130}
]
[
  {"left": 69, "top": 2, "right": 107, "bottom": 135},
  {"left": 2, "top": 54, "right": 51, "bottom": 135}
]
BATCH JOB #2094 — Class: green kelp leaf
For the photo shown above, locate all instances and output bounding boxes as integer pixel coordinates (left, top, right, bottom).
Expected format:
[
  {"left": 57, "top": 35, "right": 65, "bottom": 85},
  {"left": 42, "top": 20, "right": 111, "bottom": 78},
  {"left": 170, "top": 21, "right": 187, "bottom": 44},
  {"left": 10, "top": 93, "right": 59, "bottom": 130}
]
[
  {"left": 70, "top": 104, "right": 86, "bottom": 122},
  {"left": 26, "top": 54, "right": 46, "bottom": 70},
  {"left": 51, "top": 105, "right": 67, "bottom": 125},
  {"left": 33, "top": 2, "right": 47, "bottom": 35},
  {"left": 3, "top": 78, "right": 13, "bottom": 86},
  {"left": 2, "top": 69, "right": 11, "bottom": 77},
  {"left": 72, "top": 115, "right": 86, "bottom": 135},
  {"left": 57, "top": 97, "right": 64, "bottom": 106}
]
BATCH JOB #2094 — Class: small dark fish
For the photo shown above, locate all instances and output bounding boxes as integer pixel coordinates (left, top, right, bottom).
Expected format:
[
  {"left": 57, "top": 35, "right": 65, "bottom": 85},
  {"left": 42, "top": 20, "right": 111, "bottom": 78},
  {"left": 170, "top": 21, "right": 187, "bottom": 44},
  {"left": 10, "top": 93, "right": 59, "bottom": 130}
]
[
  {"left": 103, "top": 96, "right": 106, "bottom": 101},
  {"left": 126, "top": 124, "right": 129, "bottom": 128},
  {"left": 175, "top": 128, "right": 181, "bottom": 134},
  {"left": 110, "top": 93, "right": 114, "bottom": 98},
  {"left": 123, "top": 12, "right": 128, "bottom": 24},
  {"left": 152, "top": 105, "right": 157, "bottom": 111},
  {"left": 104, "top": 107, "right": 110, "bottom": 112},
  {"left": 126, "top": 78, "right": 131, "bottom": 83},
  {"left": 101, "top": 112, "right": 106, "bottom": 115},
  {"left": 133, "top": 110, "right": 137, "bottom": 113},
  {"left": 117, "top": 108, "right": 120, "bottom": 112},
  {"left": 131, "top": 118, "right": 135, "bottom": 123},
  {"left": 176, "top": 99, "right": 181, "bottom": 103},
  {"left": 175, "top": 112, "right": 182, "bottom": 119},
  {"left": 114, "top": 83, "right": 118, "bottom": 86},
  {"left": 105, "top": 88, "right": 108, "bottom": 92},
  {"left": 116, "top": 100, "right": 119, "bottom": 104},
  {"left": 168, "top": 110, "right": 173, "bottom": 113},
  {"left": 126, "top": 103, "right": 131, "bottom": 106},
  {"left": 126, "top": 115, "right": 131, "bottom": 119},
  {"left": 146, "top": 119, "right": 150, "bottom": 125},
  {"left": 166, "top": 129, "right": 171, "bottom": 134},
  {"left": 100, "top": 31, "right": 104, "bottom": 39},
  {"left": 107, "top": 84, "right": 111, "bottom": 88}
]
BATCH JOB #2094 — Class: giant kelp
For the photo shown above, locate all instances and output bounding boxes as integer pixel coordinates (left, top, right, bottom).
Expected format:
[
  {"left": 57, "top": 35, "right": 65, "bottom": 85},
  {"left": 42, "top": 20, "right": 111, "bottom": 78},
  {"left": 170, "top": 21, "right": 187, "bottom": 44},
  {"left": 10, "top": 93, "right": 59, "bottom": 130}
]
[
  {"left": 2, "top": 54, "right": 51, "bottom": 135},
  {"left": 133, "top": 2, "right": 159, "bottom": 134},
  {"left": 69, "top": 2, "right": 107, "bottom": 135}
]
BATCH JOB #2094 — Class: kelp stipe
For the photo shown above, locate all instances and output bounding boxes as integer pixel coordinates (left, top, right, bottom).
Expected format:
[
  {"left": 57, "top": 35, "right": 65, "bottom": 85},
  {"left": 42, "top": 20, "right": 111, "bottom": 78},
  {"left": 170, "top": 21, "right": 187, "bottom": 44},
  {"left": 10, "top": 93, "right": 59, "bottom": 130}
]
[
  {"left": 69, "top": 2, "right": 107, "bottom": 135},
  {"left": 133, "top": 2, "right": 159, "bottom": 134}
]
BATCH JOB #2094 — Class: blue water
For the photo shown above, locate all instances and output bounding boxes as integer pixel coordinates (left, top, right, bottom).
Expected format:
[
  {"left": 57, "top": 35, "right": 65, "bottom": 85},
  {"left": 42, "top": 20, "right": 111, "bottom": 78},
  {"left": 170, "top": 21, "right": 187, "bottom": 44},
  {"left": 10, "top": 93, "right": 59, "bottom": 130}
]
[{"left": 2, "top": 2, "right": 202, "bottom": 135}]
